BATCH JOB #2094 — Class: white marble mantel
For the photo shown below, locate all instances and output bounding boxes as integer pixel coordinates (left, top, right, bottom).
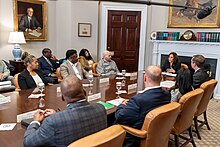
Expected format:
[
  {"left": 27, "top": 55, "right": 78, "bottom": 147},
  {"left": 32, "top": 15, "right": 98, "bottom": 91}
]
[{"left": 150, "top": 40, "right": 220, "bottom": 99}]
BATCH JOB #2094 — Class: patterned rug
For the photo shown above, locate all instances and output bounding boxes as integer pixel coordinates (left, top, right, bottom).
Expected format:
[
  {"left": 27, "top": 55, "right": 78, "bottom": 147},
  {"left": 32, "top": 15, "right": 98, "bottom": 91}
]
[{"left": 169, "top": 99, "right": 220, "bottom": 147}]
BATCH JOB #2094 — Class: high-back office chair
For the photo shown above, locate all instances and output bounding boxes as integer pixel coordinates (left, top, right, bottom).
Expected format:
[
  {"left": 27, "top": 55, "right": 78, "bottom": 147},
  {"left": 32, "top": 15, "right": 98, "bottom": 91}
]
[
  {"left": 121, "top": 102, "right": 181, "bottom": 147},
  {"left": 194, "top": 79, "right": 217, "bottom": 139},
  {"left": 92, "top": 62, "right": 100, "bottom": 77},
  {"left": 172, "top": 88, "right": 204, "bottom": 147},
  {"left": 68, "top": 125, "right": 126, "bottom": 147},
  {"left": 56, "top": 67, "right": 63, "bottom": 82},
  {"left": 14, "top": 73, "right": 20, "bottom": 91},
  {"left": 181, "top": 63, "right": 188, "bottom": 69}
]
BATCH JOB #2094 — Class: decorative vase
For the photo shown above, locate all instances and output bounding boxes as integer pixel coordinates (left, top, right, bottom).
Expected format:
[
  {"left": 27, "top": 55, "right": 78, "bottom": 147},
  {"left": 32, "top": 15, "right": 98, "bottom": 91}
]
[{"left": 12, "top": 44, "right": 22, "bottom": 61}]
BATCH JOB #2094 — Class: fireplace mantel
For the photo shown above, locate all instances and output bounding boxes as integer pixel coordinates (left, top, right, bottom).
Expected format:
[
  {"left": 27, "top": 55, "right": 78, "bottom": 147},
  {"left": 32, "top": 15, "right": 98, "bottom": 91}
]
[{"left": 150, "top": 40, "right": 220, "bottom": 99}]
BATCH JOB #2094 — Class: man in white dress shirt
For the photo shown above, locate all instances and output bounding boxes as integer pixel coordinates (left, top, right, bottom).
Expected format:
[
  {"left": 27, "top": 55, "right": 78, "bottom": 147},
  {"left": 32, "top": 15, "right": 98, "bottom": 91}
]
[{"left": 60, "top": 49, "right": 88, "bottom": 80}]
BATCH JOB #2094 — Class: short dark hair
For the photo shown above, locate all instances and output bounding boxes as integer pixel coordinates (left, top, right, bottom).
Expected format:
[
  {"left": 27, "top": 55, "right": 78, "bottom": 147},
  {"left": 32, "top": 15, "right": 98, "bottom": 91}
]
[
  {"left": 192, "top": 54, "right": 205, "bottom": 68},
  {"left": 176, "top": 68, "right": 192, "bottom": 95},
  {"left": 66, "top": 49, "right": 77, "bottom": 59},
  {"left": 24, "top": 55, "right": 35, "bottom": 67},
  {"left": 42, "top": 48, "right": 51, "bottom": 55}
]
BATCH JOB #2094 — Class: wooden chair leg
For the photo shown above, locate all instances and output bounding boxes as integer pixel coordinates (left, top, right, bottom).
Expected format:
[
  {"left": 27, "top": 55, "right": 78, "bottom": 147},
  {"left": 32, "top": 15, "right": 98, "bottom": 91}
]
[
  {"left": 194, "top": 116, "right": 201, "bottom": 140},
  {"left": 204, "top": 111, "right": 211, "bottom": 130},
  {"left": 188, "top": 126, "right": 196, "bottom": 147},
  {"left": 174, "top": 134, "right": 179, "bottom": 147}
]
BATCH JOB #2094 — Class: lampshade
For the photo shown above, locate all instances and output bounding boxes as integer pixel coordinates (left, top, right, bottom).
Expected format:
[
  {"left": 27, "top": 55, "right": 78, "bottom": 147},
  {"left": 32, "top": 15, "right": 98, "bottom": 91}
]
[{"left": 8, "top": 32, "right": 26, "bottom": 44}]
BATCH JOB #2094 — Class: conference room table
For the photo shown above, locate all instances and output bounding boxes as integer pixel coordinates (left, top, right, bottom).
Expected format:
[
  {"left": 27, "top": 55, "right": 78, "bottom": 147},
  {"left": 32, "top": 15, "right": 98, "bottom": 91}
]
[{"left": 0, "top": 71, "right": 146, "bottom": 147}]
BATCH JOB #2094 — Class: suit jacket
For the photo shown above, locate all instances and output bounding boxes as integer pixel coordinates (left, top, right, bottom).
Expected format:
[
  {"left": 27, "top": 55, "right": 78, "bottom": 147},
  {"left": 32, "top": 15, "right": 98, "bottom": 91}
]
[
  {"left": 115, "top": 87, "right": 171, "bottom": 147},
  {"left": 193, "top": 68, "right": 209, "bottom": 89},
  {"left": 19, "top": 15, "right": 41, "bottom": 32},
  {"left": 18, "top": 69, "right": 47, "bottom": 90},
  {"left": 60, "top": 61, "right": 88, "bottom": 79},
  {"left": 38, "top": 56, "right": 58, "bottom": 76},
  {"left": 161, "top": 60, "right": 181, "bottom": 74},
  {"left": 23, "top": 102, "right": 107, "bottom": 147}
]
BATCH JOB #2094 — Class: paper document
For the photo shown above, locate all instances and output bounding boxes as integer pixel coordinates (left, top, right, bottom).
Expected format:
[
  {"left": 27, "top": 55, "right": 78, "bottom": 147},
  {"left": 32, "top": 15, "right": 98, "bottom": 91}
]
[
  {"left": 160, "top": 80, "right": 175, "bottom": 88},
  {"left": 29, "top": 30, "right": 42, "bottom": 37},
  {"left": 0, "top": 95, "right": 11, "bottom": 105},
  {"left": 0, "top": 123, "right": 16, "bottom": 131},
  {"left": 28, "top": 94, "right": 45, "bottom": 99},
  {"left": 107, "top": 98, "right": 125, "bottom": 106},
  {"left": 0, "top": 81, "right": 11, "bottom": 86},
  {"left": 82, "top": 84, "right": 90, "bottom": 87},
  {"left": 162, "top": 72, "right": 177, "bottom": 77}
]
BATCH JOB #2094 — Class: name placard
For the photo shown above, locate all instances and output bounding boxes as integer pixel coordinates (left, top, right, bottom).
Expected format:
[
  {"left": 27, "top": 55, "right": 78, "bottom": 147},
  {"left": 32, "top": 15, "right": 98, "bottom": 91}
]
[
  {"left": 99, "top": 78, "right": 109, "bottom": 84},
  {"left": 130, "top": 72, "right": 138, "bottom": 80},
  {"left": 0, "top": 96, "right": 11, "bottom": 105},
  {"left": 17, "top": 109, "right": 38, "bottom": 123},
  {"left": 128, "top": 83, "right": 137, "bottom": 90},
  {"left": 87, "top": 93, "right": 101, "bottom": 102}
]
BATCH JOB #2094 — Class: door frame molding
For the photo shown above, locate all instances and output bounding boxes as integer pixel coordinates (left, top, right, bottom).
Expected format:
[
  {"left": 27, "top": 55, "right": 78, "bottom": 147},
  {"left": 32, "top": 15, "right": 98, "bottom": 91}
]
[{"left": 99, "top": 2, "right": 147, "bottom": 71}]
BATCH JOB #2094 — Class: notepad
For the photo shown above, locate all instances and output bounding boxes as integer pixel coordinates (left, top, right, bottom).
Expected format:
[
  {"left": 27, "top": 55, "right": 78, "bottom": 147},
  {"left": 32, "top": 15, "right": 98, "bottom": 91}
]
[
  {"left": 97, "top": 101, "right": 114, "bottom": 109},
  {"left": 0, "top": 95, "right": 11, "bottom": 105},
  {"left": 107, "top": 98, "right": 125, "bottom": 106}
]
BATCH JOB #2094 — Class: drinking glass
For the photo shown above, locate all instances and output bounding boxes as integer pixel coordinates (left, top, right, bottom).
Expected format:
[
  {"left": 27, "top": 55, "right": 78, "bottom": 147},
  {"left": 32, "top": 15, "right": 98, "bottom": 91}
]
[
  {"left": 122, "top": 70, "right": 126, "bottom": 79},
  {"left": 116, "top": 82, "right": 122, "bottom": 98},
  {"left": 88, "top": 74, "right": 94, "bottom": 86},
  {"left": 39, "top": 97, "right": 45, "bottom": 108},
  {"left": 38, "top": 82, "right": 45, "bottom": 96}
]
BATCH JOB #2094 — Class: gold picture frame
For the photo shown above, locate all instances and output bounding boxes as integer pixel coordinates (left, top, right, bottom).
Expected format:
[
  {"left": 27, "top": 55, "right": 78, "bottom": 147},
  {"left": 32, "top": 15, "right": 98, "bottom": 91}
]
[
  {"left": 168, "top": 0, "right": 220, "bottom": 28},
  {"left": 13, "top": 0, "right": 47, "bottom": 41}
]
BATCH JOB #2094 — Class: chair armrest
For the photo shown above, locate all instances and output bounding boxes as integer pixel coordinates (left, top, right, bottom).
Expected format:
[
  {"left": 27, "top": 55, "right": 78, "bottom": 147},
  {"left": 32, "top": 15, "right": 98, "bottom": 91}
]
[
  {"left": 48, "top": 83, "right": 54, "bottom": 86},
  {"left": 121, "top": 125, "right": 147, "bottom": 138},
  {"left": 93, "top": 73, "right": 101, "bottom": 77}
]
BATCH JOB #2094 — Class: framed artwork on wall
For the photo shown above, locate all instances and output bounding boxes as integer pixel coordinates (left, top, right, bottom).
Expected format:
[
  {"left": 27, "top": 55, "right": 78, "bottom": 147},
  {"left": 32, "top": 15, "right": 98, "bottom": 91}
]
[
  {"left": 78, "top": 23, "right": 92, "bottom": 37},
  {"left": 168, "top": 0, "right": 220, "bottom": 28},
  {"left": 13, "top": 0, "right": 47, "bottom": 41}
]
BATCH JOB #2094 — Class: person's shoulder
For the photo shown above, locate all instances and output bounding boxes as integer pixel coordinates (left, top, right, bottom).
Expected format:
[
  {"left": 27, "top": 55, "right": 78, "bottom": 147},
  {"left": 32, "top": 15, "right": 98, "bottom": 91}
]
[
  {"left": 60, "top": 61, "right": 68, "bottom": 67},
  {"left": 38, "top": 56, "right": 44, "bottom": 61}
]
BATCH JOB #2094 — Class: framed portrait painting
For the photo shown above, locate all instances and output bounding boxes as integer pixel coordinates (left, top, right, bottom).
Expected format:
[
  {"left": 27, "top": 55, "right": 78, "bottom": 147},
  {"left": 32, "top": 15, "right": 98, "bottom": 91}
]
[
  {"left": 13, "top": 0, "right": 47, "bottom": 41},
  {"left": 168, "top": 0, "right": 220, "bottom": 28},
  {"left": 78, "top": 23, "right": 92, "bottom": 37}
]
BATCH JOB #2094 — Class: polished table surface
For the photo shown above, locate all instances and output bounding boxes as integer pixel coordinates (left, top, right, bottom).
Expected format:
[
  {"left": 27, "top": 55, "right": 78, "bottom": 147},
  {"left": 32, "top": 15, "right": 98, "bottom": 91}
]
[{"left": 0, "top": 72, "right": 145, "bottom": 147}]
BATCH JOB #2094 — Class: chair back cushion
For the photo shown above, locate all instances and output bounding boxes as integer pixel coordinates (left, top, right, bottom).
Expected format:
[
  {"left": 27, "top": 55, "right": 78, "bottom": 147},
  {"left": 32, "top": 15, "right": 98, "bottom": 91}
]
[
  {"left": 56, "top": 67, "right": 63, "bottom": 82},
  {"left": 14, "top": 73, "right": 20, "bottom": 90},
  {"left": 68, "top": 125, "right": 126, "bottom": 147},
  {"left": 141, "top": 102, "right": 181, "bottom": 147},
  {"left": 92, "top": 63, "right": 98, "bottom": 74},
  {"left": 173, "top": 88, "right": 204, "bottom": 134},
  {"left": 195, "top": 79, "right": 217, "bottom": 116}
]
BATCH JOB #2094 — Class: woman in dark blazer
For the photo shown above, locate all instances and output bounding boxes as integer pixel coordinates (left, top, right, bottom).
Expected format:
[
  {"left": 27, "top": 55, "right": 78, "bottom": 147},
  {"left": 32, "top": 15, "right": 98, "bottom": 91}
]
[
  {"left": 161, "top": 52, "right": 181, "bottom": 74},
  {"left": 18, "top": 55, "right": 47, "bottom": 90}
]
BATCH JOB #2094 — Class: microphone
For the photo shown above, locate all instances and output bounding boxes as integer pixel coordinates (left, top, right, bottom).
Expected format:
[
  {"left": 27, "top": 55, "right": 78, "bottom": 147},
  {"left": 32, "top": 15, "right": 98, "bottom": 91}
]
[{"left": 197, "top": 5, "right": 216, "bottom": 19}]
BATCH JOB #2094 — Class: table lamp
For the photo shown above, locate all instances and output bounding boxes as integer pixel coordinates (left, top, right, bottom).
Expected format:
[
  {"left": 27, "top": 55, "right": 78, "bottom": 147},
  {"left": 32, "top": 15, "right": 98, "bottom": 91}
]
[{"left": 8, "top": 32, "right": 26, "bottom": 61}]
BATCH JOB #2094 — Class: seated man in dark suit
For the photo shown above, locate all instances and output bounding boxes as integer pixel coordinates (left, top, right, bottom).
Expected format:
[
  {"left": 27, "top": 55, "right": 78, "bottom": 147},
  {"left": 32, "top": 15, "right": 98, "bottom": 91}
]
[
  {"left": 19, "top": 7, "right": 41, "bottom": 33},
  {"left": 191, "top": 54, "right": 209, "bottom": 89},
  {"left": 23, "top": 75, "right": 107, "bottom": 146},
  {"left": 38, "top": 48, "right": 59, "bottom": 84},
  {"left": 115, "top": 65, "right": 171, "bottom": 147}
]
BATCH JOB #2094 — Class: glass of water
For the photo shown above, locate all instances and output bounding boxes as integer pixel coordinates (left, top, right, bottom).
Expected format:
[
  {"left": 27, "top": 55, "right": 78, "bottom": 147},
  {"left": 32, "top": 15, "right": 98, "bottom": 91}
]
[
  {"left": 116, "top": 82, "right": 122, "bottom": 98},
  {"left": 88, "top": 74, "right": 94, "bottom": 86},
  {"left": 122, "top": 70, "right": 126, "bottom": 79},
  {"left": 38, "top": 82, "right": 45, "bottom": 96}
]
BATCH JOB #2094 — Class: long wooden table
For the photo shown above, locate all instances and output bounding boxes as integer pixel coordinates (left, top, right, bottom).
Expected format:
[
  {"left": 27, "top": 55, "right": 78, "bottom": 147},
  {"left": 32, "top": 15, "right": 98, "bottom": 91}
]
[{"left": 0, "top": 72, "right": 145, "bottom": 147}]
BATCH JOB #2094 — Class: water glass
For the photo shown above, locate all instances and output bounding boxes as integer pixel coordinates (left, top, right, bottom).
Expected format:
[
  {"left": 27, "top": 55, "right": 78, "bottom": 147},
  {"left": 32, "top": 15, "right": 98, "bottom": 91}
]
[
  {"left": 122, "top": 70, "right": 126, "bottom": 78},
  {"left": 116, "top": 82, "right": 122, "bottom": 98},
  {"left": 88, "top": 75, "right": 94, "bottom": 86},
  {"left": 38, "top": 82, "right": 45, "bottom": 95},
  {"left": 39, "top": 97, "right": 45, "bottom": 108}
]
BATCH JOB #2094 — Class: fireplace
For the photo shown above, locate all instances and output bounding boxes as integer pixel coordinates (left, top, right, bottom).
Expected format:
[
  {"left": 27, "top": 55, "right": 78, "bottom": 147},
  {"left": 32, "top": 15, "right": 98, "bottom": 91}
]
[
  {"left": 150, "top": 40, "right": 220, "bottom": 99},
  {"left": 161, "top": 54, "right": 217, "bottom": 79}
]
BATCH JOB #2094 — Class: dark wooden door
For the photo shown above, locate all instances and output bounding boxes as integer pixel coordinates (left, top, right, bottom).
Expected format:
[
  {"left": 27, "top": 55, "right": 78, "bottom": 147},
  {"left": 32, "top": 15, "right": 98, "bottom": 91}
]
[{"left": 107, "top": 10, "right": 141, "bottom": 72}]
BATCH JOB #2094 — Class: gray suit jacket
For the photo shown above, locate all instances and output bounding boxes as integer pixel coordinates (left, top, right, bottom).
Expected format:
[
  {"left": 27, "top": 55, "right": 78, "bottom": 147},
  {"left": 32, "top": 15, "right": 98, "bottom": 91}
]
[
  {"left": 60, "top": 61, "right": 88, "bottom": 79},
  {"left": 23, "top": 102, "right": 107, "bottom": 147}
]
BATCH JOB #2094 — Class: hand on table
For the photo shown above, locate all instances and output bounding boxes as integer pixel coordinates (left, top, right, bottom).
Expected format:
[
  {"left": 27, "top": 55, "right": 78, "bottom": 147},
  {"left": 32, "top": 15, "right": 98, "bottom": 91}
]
[
  {"left": 33, "top": 110, "right": 45, "bottom": 122},
  {"left": 44, "top": 109, "right": 56, "bottom": 117},
  {"left": 121, "top": 99, "right": 129, "bottom": 105}
]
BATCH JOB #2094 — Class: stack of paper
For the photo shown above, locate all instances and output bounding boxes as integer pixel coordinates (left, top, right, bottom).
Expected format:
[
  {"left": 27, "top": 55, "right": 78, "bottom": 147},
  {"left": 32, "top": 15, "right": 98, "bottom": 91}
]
[
  {"left": 107, "top": 98, "right": 125, "bottom": 106},
  {"left": 97, "top": 101, "right": 114, "bottom": 109},
  {"left": 29, "top": 30, "right": 42, "bottom": 37},
  {"left": 160, "top": 80, "right": 175, "bottom": 88},
  {"left": 0, "top": 81, "right": 11, "bottom": 88},
  {"left": 162, "top": 72, "right": 177, "bottom": 77},
  {"left": 0, "top": 94, "right": 11, "bottom": 105}
]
